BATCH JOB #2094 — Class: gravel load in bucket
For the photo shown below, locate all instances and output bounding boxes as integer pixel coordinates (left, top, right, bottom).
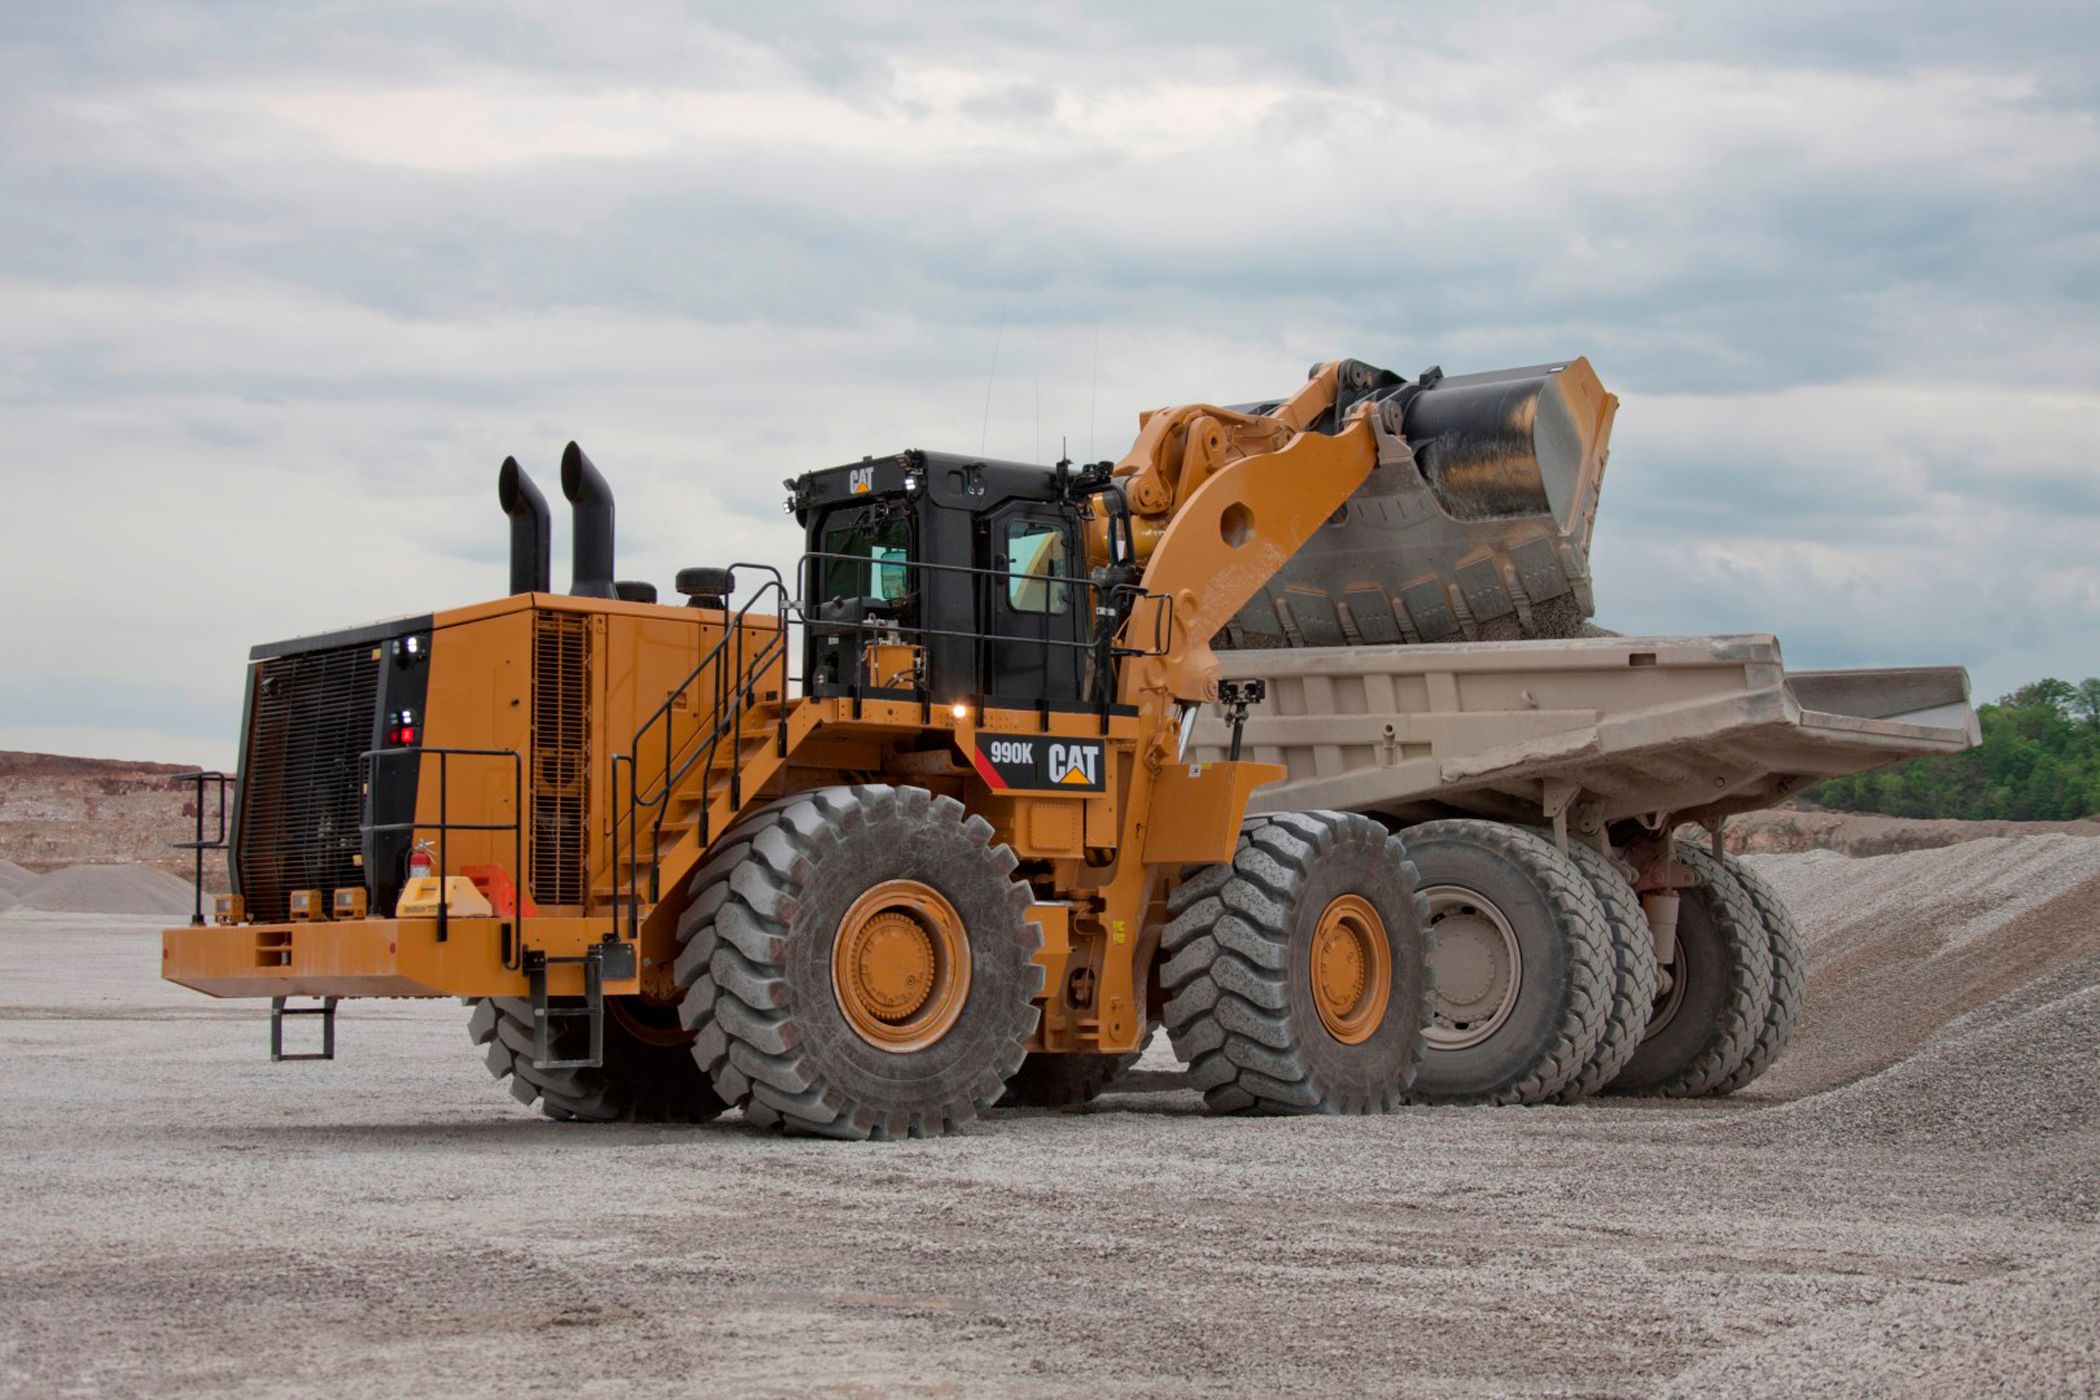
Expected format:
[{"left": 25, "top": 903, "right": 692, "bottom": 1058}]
[{"left": 13, "top": 863, "right": 198, "bottom": 916}]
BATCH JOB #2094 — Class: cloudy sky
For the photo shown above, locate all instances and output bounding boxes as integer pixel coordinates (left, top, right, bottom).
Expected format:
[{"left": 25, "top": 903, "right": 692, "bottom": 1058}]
[{"left": 2, "top": 2, "right": 2095, "bottom": 768}]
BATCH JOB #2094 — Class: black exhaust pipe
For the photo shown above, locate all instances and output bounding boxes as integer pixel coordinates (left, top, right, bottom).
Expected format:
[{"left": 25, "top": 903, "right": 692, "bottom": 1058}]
[
  {"left": 559, "top": 441, "right": 617, "bottom": 599},
  {"left": 497, "top": 456, "right": 552, "bottom": 595}
]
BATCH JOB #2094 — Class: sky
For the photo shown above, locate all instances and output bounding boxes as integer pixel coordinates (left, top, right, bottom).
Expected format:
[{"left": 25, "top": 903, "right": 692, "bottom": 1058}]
[{"left": 2, "top": 1, "right": 2095, "bottom": 770}]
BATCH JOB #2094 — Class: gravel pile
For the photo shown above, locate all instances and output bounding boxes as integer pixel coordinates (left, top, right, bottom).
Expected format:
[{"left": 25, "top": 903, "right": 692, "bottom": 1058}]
[
  {"left": 1717, "top": 837, "right": 2100, "bottom": 1227},
  {"left": 0, "top": 858, "right": 35, "bottom": 895},
  {"left": 1739, "top": 835, "right": 2100, "bottom": 1099},
  {"left": 12, "top": 863, "right": 199, "bottom": 917}
]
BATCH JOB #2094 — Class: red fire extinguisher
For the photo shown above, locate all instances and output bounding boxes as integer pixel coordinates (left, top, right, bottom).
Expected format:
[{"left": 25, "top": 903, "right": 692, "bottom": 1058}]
[{"left": 408, "top": 838, "right": 436, "bottom": 885}]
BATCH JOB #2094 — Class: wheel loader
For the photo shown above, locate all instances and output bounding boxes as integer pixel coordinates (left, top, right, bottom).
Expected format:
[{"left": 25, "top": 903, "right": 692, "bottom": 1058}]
[{"left": 161, "top": 355, "right": 1976, "bottom": 1134}]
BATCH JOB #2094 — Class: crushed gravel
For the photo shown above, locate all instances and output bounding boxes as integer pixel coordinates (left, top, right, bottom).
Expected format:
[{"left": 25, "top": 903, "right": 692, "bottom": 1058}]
[
  {"left": 1, "top": 839, "right": 2094, "bottom": 1395},
  {"left": 0, "top": 857, "right": 35, "bottom": 895},
  {"left": 12, "top": 863, "right": 199, "bottom": 916}
]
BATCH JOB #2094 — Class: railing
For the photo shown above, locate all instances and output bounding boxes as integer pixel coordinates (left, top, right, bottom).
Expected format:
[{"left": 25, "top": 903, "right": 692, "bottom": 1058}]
[
  {"left": 171, "top": 771, "right": 234, "bottom": 927},
  {"left": 613, "top": 564, "right": 793, "bottom": 941},
  {"left": 360, "top": 746, "right": 524, "bottom": 958},
  {"left": 797, "top": 549, "right": 1174, "bottom": 730},
  {"left": 604, "top": 552, "right": 1174, "bottom": 942}
]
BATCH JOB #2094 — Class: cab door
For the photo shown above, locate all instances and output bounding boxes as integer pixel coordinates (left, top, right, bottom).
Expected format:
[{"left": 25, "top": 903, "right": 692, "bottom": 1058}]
[{"left": 980, "top": 504, "right": 1088, "bottom": 707}]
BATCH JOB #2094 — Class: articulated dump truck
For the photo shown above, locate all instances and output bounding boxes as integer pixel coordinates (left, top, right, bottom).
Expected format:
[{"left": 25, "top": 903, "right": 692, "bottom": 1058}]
[{"left": 163, "top": 357, "right": 1976, "bottom": 1136}]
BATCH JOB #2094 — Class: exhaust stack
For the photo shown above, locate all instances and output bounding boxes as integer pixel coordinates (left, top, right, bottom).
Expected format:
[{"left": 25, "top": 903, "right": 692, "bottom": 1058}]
[
  {"left": 560, "top": 442, "right": 618, "bottom": 599},
  {"left": 497, "top": 457, "right": 552, "bottom": 595}
]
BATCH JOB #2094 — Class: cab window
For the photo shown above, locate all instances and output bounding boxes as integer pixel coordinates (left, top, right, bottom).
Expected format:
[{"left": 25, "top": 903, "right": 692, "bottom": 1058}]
[
  {"left": 820, "top": 507, "right": 910, "bottom": 603},
  {"left": 1006, "top": 522, "right": 1068, "bottom": 614}
]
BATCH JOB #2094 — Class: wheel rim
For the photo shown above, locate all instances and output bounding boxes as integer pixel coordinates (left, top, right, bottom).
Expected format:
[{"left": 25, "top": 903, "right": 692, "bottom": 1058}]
[
  {"left": 1644, "top": 946, "right": 1689, "bottom": 1040},
  {"left": 1309, "top": 894, "right": 1391, "bottom": 1045},
  {"left": 1422, "top": 884, "right": 1523, "bottom": 1051},
  {"left": 608, "top": 995, "right": 693, "bottom": 1049},
  {"left": 832, "top": 879, "right": 971, "bottom": 1052}
]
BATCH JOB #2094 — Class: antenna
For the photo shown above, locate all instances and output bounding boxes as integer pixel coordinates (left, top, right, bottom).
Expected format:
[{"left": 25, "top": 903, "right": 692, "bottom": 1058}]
[
  {"left": 979, "top": 309, "right": 1005, "bottom": 458},
  {"left": 1034, "top": 378, "right": 1040, "bottom": 464}
]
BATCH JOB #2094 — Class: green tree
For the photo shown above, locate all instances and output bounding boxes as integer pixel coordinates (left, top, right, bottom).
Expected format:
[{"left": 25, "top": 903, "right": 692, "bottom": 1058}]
[
  {"left": 2075, "top": 678, "right": 2100, "bottom": 731},
  {"left": 1803, "top": 676, "right": 2100, "bottom": 821}
]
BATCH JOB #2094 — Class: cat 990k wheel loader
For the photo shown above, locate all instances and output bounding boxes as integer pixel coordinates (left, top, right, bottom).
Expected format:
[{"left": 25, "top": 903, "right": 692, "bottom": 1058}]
[
  {"left": 164, "top": 357, "right": 1510, "bottom": 1137},
  {"left": 161, "top": 353, "right": 1974, "bottom": 1134}
]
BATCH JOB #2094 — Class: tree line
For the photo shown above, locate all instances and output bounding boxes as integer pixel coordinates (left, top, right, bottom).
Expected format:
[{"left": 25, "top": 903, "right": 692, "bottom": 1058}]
[{"left": 1806, "top": 678, "right": 2100, "bottom": 822}]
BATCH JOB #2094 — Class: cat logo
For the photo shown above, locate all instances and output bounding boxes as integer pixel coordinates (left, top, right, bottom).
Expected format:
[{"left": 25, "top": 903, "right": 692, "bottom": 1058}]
[
  {"left": 848, "top": 466, "right": 874, "bottom": 495},
  {"left": 1048, "top": 742, "right": 1100, "bottom": 787}
]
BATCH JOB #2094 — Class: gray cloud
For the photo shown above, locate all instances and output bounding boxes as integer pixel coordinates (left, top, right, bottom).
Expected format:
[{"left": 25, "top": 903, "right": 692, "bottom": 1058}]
[{"left": 2, "top": 1, "right": 2095, "bottom": 767}]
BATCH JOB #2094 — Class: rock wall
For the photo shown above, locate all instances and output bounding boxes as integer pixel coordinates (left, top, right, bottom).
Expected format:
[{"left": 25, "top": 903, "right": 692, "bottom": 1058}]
[{"left": 0, "top": 751, "right": 228, "bottom": 887}]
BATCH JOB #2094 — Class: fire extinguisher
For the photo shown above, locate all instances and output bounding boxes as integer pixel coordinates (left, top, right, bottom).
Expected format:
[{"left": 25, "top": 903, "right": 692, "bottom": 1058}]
[{"left": 407, "top": 838, "right": 436, "bottom": 885}]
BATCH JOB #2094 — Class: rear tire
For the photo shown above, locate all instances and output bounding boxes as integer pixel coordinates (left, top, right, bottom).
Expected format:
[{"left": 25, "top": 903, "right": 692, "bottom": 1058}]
[
  {"left": 1607, "top": 839, "right": 1772, "bottom": 1097},
  {"left": 1160, "top": 811, "right": 1428, "bottom": 1115},
  {"left": 1708, "top": 854, "right": 1805, "bottom": 1095},
  {"left": 672, "top": 784, "right": 1043, "bottom": 1140},
  {"left": 1553, "top": 842, "right": 1661, "bottom": 1104},
  {"left": 1000, "top": 1037, "right": 1149, "bottom": 1108},
  {"left": 1402, "top": 821, "right": 1613, "bottom": 1105},
  {"left": 467, "top": 995, "right": 726, "bottom": 1123}
]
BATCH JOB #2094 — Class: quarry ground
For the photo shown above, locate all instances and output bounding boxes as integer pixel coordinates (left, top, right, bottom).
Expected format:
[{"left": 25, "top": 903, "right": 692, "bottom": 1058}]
[{"left": 1, "top": 842, "right": 2095, "bottom": 1397}]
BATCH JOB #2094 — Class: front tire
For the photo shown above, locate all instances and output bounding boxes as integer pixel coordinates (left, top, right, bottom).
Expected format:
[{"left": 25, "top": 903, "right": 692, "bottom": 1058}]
[
  {"left": 672, "top": 785, "right": 1043, "bottom": 1140},
  {"left": 1160, "top": 811, "right": 1429, "bottom": 1115}
]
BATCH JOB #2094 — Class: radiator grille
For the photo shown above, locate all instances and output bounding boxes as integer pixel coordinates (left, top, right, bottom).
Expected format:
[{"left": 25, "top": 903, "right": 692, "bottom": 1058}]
[
  {"left": 237, "top": 643, "right": 380, "bottom": 924},
  {"left": 531, "top": 612, "right": 590, "bottom": 908}
]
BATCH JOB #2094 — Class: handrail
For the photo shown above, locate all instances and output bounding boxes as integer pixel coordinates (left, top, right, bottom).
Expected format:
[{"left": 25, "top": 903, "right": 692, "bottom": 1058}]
[
  {"left": 614, "top": 565, "right": 792, "bottom": 941},
  {"left": 606, "top": 547, "right": 1174, "bottom": 941},
  {"left": 360, "top": 746, "right": 524, "bottom": 959},
  {"left": 171, "top": 770, "right": 234, "bottom": 927},
  {"left": 795, "top": 550, "right": 1173, "bottom": 727}
]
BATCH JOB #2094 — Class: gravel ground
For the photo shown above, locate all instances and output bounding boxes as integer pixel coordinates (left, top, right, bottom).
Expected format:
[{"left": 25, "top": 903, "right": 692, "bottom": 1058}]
[{"left": 2, "top": 843, "right": 2095, "bottom": 1397}]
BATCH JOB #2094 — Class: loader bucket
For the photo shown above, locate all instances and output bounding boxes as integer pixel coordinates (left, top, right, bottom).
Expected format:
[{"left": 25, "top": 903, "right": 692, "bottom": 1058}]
[{"left": 1222, "top": 358, "right": 1617, "bottom": 648}]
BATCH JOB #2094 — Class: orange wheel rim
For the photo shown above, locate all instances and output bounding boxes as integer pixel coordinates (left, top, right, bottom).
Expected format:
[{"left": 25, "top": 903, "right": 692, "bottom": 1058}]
[
  {"left": 832, "top": 880, "right": 971, "bottom": 1052},
  {"left": 1310, "top": 893, "right": 1391, "bottom": 1045}
]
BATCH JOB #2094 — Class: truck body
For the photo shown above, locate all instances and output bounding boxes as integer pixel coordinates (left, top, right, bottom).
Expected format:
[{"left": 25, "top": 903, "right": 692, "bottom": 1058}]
[{"left": 1191, "top": 636, "right": 1977, "bottom": 835}]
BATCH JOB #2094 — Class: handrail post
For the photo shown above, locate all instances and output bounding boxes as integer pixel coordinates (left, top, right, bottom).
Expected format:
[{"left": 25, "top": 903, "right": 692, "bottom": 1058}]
[
  {"left": 436, "top": 751, "right": 448, "bottom": 945},
  {"left": 511, "top": 750, "right": 523, "bottom": 960},
  {"left": 192, "top": 772, "right": 207, "bottom": 926}
]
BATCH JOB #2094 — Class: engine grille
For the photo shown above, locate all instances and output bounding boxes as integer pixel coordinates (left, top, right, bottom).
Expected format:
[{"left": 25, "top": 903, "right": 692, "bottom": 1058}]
[
  {"left": 531, "top": 612, "right": 590, "bottom": 908},
  {"left": 237, "top": 642, "right": 380, "bottom": 924}
]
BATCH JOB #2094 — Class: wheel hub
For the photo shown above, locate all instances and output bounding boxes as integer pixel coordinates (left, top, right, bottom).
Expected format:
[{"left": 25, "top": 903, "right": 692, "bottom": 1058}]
[
  {"left": 832, "top": 880, "right": 971, "bottom": 1053},
  {"left": 1423, "top": 885, "right": 1522, "bottom": 1051},
  {"left": 849, "top": 911, "right": 936, "bottom": 1019},
  {"left": 1309, "top": 893, "right": 1391, "bottom": 1045}
]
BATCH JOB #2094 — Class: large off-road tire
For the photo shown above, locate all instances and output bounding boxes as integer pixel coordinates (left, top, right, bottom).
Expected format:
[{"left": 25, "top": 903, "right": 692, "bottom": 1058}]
[
  {"left": 672, "top": 785, "right": 1043, "bottom": 1140},
  {"left": 1553, "top": 841, "right": 1661, "bottom": 1104},
  {"left": 1608, "top": 839, "right": 1773, "bottom": 1097},
  {"left": 466, "top": 995, "right": 726, "bottom": 1123},
  {"left": 1401, "top": 820, "right": 1613, "bottom": 1106},
  {"left": 1000, "top": 1046, "right": 1143, "bottom": 1108},
  {"left": 1708, "top": 853, "right": 1805, "bottom": 1095},
  {"left": 1160, "top": 811, "right": 1429, "bottom": 1115}
]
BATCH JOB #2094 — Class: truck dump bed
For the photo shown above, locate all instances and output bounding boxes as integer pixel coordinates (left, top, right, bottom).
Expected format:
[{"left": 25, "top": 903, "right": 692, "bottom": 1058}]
[{"left": 1190, "top": 635, "right": 1978, "bottom": 830}]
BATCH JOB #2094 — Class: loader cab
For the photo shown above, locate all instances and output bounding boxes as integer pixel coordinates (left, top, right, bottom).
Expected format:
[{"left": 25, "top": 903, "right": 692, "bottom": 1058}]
[{"left": 790, "top": 451, "right": 1103, "bottom": 710}]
